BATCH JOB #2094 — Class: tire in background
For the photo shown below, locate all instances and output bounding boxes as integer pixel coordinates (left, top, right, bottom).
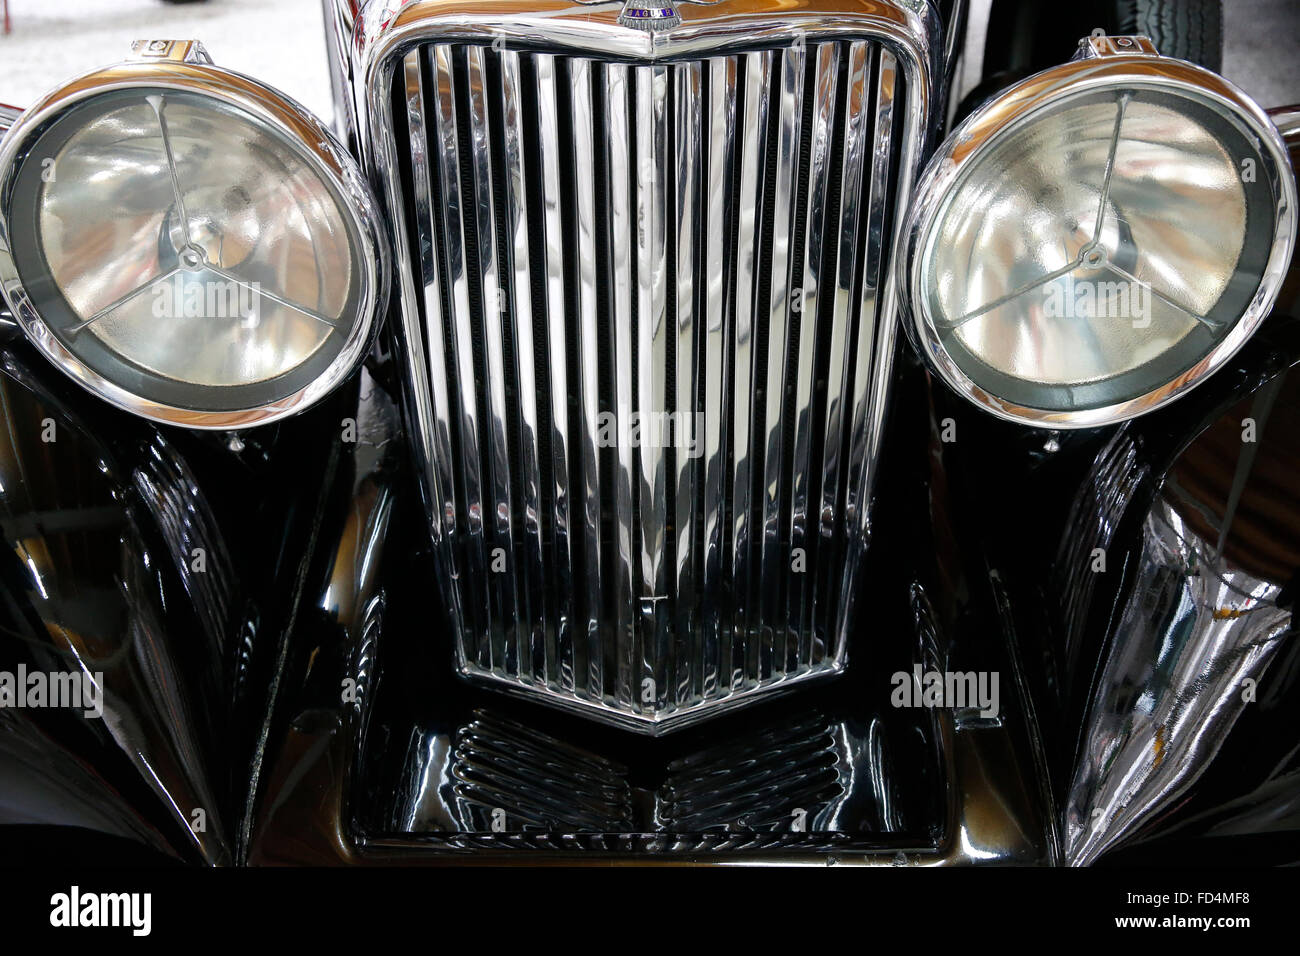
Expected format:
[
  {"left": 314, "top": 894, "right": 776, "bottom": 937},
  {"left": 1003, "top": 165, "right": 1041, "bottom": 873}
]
[
  {"left": 1111, "top": 0, "right": 1224, "bottom": 72},
  {"left": 982, "top": 0, "right": 1223, "bottom": 80}
]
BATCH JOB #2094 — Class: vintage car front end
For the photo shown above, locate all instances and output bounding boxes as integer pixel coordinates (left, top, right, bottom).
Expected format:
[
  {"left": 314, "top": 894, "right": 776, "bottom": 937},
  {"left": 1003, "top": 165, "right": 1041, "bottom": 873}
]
[{"left": 0, "top": 0, "right": 1296, "bottom": 867}]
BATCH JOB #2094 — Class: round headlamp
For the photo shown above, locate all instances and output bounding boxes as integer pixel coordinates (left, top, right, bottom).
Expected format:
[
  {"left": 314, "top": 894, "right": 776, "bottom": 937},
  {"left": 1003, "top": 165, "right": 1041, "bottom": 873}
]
[
  {"left": 0, "top": 46, "right": 386, "bottom": 428},
  {"left": 903, "top": 45, "right": 1296, "bottom": 427}
]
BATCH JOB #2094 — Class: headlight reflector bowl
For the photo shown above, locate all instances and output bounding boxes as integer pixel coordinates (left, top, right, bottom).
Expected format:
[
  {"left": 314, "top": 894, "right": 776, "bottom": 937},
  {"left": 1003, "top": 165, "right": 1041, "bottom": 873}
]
[
  {"left": 904, "top": 51, "right": 1296, "bottom": 427},
  {"left": 0, "top": 56, "right": 385, "bottom": 427}
]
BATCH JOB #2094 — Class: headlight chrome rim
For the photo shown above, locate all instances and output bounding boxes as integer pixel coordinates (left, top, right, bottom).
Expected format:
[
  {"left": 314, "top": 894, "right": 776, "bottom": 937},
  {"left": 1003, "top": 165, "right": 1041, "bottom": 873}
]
[
  {"left": 0, "top": 57, "right": 389, "bottom": 429},
  {"left": 900, "top": 53, "right": 1298, "bottom": 429}
]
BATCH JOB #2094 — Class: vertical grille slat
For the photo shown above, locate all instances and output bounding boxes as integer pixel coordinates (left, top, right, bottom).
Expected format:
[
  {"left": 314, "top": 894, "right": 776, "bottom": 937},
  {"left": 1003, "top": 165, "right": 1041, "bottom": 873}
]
[
  {"left": 837, "top": 49, "right": 899, "bottom": 654},
  {"left": 534, "top": 53, "right": 577, "bottom": 690},
  {"left": 564, "top": 58, "right": 606, "bottom": 700},
  {"left": 604, "top": 62, "right": 638, "bottom": 709},
  {"left": 814, "top": 40, "right": 874, "bottom": 652},
  {"left": 634, "top": 63, "right": 672, "bottom": 714},
  {"left": 729, "top": 49, "right": 773, "bottom": 696},
  {"left": 756, "top": 44, "right": 807, "bottom": 685},
  {"left": 672, "top": 59, "right": 702, "bottom": 710},
  {"left": 464, "top": 46, "right": 520, "bottom": 678},
  {"left": 699, "top": 55, "right": 736, "bottom": 704},
  {"left": 389, "top": 35, "right": 914, "bottom": 733},
  {"left": 788, "top": 42, "right": 842, "bottom": 669},
  {"left": 428, "top": 44, "right": 493, "bottom": 672},
  {"left": 496, "top": 50, "right": 547, "bottom": 683},
  {"left": 398, "top": 51, "right": 460, "bottom": 626}
]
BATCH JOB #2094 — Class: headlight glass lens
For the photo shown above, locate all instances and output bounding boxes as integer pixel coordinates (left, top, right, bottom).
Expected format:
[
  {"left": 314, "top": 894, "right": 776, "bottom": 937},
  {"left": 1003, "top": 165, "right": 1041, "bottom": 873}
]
[
  {"left": 6, "top": 85, "right": 372, "bottom": 418},
  {"left": 916, "top": 83, "right": 1288, "bottom": 419}
]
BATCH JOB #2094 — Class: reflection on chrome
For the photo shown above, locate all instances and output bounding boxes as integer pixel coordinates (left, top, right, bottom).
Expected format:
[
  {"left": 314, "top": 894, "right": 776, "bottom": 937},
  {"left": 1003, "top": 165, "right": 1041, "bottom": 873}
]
[
  {"left": 1063, "top": 496, "right": 1291, "bottom": 865},
  {"left": 383, "top": 28, "right": 921, "bottom": 733},
  {"left": 391, "top": 708, "right": 898, "bottom": 840}
]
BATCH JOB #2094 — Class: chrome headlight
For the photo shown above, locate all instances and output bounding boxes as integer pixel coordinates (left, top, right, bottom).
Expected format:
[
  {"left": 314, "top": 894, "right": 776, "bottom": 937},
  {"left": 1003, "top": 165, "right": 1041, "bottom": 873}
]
[
  {"left": 903, "top": 37, "right": 1296, "bottom": 428},
  {"left": 0, "top": 42, "right": 386, "bottom": 428}
]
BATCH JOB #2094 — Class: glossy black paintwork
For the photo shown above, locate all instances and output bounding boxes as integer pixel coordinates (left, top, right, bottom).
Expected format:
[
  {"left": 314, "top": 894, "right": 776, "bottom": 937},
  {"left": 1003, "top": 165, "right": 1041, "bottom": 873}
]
[
  {"left": 0, "top": 339, "right": 233, "bottom": 863},
  {"left": 0, "top": 330, "right": 366, "bottom": 864}
]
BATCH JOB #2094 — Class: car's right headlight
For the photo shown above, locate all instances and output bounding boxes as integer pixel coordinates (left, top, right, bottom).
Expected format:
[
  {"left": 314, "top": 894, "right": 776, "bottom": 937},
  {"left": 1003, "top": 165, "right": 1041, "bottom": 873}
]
[
  {"left": 0, "top": 41, "right": 386, "bottom": 428},
  {"left": 902, "top": 35, "right": 1296, "bottom": 428}
]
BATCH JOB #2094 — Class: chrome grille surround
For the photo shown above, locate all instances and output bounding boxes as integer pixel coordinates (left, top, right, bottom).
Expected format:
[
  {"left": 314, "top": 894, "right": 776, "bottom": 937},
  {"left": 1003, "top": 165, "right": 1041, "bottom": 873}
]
[{"left": 356, "top": 1, "right": 938, "bottom": 732}]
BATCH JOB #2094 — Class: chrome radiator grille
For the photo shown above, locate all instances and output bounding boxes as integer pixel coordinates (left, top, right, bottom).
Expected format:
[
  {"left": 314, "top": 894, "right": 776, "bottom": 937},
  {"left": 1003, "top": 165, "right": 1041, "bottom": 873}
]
[{"left": 387, "top": 36, "right": 910, "bottom": 732}]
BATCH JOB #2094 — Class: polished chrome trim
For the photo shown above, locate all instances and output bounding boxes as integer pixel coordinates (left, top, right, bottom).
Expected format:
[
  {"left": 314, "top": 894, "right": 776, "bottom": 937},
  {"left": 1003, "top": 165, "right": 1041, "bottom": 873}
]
[
  {"left": 500, "top": 49, "right": 547, "bottom": 683},
  {"left": 365, "top": 2, "right": 939, "bottom": 733},
  {"left": 788, "top": 41, "right": 839, "bottom": 662},
  {"left": 634, "top": 62, "right": 671, "bottom": 712},
  {"left": 1269, "top": 104, "right": 1300, "bottom": 139},
  {"left": 127, "top": 39, "right": 213, "bottom": 64},
  {"left": 1064, "top": 495, "right": 1291, "bottom": 864},
  {"left": 323, "top": 0, "right": 360, "bottom": 142},
  {"left": 0, "top": 103, "right": 21, "bottom": 138},
  {"left": 942, "top": 0, "right": 966, "bottom": 73},
  {"left": 699, "top": 54, "right": 735, "bottom": 699},
  {"left": 729, "top": 48, "right": 772, "bottom": 695},
  {"left": 0, "top": 58, "right": 388, "bottom": 429},
  {"left": 399, "top": 50, "right": 461, "bottom": 625},
  {"left": 532, "top": 53, "right": 571, "bottom": 688},
  {"left": 352, "top": 0, "right": 939, "bottom": 170},
  {"left": 900, "top": 52, "right": 1299, "bottom": 429},
  {"left": 839, "top": 48, "right": 898, "bottom": 655},
  {"left": 673, "top": 58, "right": 702, "bottom": 704},
  {"left": 0, "top": 93, "right": 16, "bottom": 335},
  {"left": 606, "top": 60, "right": 638, "bottom": 707},
  {"left": 567, "top": 56, "right": 606, "bottom": 696},
  {"left": 463, "top": 44, "right": 516, "bottom": 678},
  {"left": 428, "top": 43, "right": 493, "bottom": 669},
  {"left": 756, "top": 44, "right": 804, "bottom": 682},
  {"left": 816, "top": 40, "right": 870, "bottom": 642}
]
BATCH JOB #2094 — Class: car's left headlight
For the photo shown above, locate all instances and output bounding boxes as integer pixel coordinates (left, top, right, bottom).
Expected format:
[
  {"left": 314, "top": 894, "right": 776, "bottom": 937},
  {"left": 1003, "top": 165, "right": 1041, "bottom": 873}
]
[{"left": 0, "top": 41, "right": 387, "bottom": 428}]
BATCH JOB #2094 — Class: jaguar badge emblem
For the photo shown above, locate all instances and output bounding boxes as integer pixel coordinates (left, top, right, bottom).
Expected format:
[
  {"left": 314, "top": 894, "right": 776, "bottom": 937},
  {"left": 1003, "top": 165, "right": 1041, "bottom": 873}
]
[{"left": 618, "top": 1, "right": 683, "bottom": 31}]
